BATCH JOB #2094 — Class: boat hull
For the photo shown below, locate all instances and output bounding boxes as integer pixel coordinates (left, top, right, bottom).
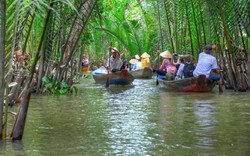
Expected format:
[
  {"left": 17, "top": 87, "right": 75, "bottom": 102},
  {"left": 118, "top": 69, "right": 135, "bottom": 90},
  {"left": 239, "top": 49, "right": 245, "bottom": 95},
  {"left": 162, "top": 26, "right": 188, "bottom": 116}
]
[
  {"left": 158, "top": 75, "right": 215, "bottom": 92},
  {"left": 130, "top": 67, "right": 153, "bottom": 79},
  {"left": 93, "top": 69, "right": 134, "bottom": 85}
]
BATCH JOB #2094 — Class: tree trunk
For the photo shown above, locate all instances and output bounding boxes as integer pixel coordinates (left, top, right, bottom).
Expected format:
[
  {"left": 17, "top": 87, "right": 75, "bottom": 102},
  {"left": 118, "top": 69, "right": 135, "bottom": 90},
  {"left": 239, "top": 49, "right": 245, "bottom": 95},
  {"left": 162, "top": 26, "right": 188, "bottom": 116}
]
[
  {"left": 185, "top": 0, "right": 194, "bottom": 55},
  {"left": 8, "top": 75, "right": 25, "bottom": 106},
  {"left": 0, "top": 0, "right": 6, "bottom": 140},
  {"left": 157, "top": 0, "right": 163, "bottom": 51},
  {"left": 11, "top": 85, "right": 33, "bottom": 140},
  {"left": 10, "top": 2, "right": 54, "bottom": 141},
  {"left": 163, "top": 1, "right": 174, "bottom": 52},
  {"left": 190, "top": 0, "right": 201, "bottom": 52},
  {"left": 55, "top": 0, "right": 97, "bottom": 84}
]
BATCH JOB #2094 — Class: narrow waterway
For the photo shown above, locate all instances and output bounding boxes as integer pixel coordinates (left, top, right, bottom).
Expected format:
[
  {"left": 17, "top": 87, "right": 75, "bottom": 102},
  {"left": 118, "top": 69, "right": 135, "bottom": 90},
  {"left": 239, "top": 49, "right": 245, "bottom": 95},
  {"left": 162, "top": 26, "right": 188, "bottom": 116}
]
[{"left": 1, "top": 78, "right": 250, "bottom": 156}]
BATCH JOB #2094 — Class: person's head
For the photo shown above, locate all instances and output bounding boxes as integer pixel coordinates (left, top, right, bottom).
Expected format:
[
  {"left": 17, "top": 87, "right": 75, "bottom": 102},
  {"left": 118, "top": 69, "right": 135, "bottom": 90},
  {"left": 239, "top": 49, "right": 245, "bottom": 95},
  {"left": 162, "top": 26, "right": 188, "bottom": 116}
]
[
  {"left": 83, "top": 54, "right": 88, "bottom": 59},
  {"left": 179, "top": 55, "right": 184, "bottom": 63},
  {"left": 111, "top": 47, "right": 120, "bottom": 58},
  {"left": 173, "top": 53, "right": 178, "bottom": 62},
  {"left": 160, "top": 50, "right": 172, "bottom": 60},
  {"left": 204, "top": 44, "right": 213, "bottom": 54},
  {"left": 135, "top": 54, "right": 140, "bottom": 60},
  {"left": 212, "top": 44, "right": 217, "bottom": 51},
  {"left": 185, "top": 54, "right": 193, "bottom": 62},
  {"left": 129, "top": 58, "right": 137, "bottom": 65}
]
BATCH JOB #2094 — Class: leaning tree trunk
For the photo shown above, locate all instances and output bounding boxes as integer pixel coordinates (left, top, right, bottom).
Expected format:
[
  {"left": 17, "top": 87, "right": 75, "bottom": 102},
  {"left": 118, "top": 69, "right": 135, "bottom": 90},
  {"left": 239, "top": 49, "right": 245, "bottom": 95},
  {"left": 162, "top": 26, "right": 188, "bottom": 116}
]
[
  {"left": 163, "top": 1, "right": 175, "bottom": 53},
  {"left": 10, "top": 2, "right": 54, "bottom": 140},
  {"left": 10, "top": 83, "right": 33, "bottom": 140},
  {"left": 156, "top": 0, "right": 163, "bottom": 51},
  {"left": 190, "top": 0, "right": 201, "bottom": 52},
  {"left": 185, "top": 0, "right": 194, "bottom": 55},
  {"left": 54, "top": 0, "right": 97, "bottom": 86},
  {"left": 0, "top": 0, "right": 6, "bottom": 140}
]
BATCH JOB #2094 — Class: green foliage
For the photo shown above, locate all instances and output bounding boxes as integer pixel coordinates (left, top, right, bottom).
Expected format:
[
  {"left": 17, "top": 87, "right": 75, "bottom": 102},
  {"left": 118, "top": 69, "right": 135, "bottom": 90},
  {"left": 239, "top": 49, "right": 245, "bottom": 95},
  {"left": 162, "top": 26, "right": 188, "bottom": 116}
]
[{"left": 42, "top": 76, "right": 71, "bottom": 95}]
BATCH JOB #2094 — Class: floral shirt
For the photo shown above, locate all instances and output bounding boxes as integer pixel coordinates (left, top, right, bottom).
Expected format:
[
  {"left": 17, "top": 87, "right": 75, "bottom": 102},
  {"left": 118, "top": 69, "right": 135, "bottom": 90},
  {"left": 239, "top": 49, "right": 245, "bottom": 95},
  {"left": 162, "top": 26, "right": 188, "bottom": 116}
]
[{"left": 159, "top": 58, "right": 176, "bottom": 74}]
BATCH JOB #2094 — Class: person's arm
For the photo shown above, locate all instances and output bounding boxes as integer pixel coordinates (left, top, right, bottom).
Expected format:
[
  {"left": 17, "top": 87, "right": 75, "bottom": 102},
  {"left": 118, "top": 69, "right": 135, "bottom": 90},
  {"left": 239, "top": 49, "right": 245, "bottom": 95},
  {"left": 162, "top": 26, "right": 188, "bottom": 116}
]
[
  {"left": 176, "top": 64, "right": 184, "bottom": 77},
  {"left": 172, "top": 55, "right": 179, "bottom": 65},
  {"left": 211, "top": 57, "right": 221, "bottom": 74},
  {"left": 159, "top": 60, "right": 164, "bottom": 70}
]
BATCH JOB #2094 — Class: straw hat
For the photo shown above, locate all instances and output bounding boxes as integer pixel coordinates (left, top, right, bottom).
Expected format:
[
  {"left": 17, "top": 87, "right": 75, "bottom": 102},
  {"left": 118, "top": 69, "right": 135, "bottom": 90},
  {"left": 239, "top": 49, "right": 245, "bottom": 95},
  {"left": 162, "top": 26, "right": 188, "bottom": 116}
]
[
  {"left": 111, "top": 47, "right": 119, "bottom": 53},
  {"left": 135, "top": 54, "right": 140, "bottom": 60},
  {"left": 129, "top": 59, "right": 138, "bottom": 64},
  {"left": 141, "top": 52, "right": 150, "bottom": 58},
  {"left": 160, "top": 50, "right": 172, "bottom": 59}
]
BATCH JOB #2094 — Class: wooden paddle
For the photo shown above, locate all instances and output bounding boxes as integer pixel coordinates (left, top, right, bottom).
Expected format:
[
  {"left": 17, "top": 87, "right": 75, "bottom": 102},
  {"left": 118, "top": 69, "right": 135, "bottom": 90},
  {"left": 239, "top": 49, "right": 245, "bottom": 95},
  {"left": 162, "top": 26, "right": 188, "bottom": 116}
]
[
  {"left": 105, "top": 43, "right": 112, "bottom": 88},
  {"left": 156, "top": 49, "right": 160, "bottom": 85},
  {"left": 217, "top": 70, "right": 223, "bottom": 94}
]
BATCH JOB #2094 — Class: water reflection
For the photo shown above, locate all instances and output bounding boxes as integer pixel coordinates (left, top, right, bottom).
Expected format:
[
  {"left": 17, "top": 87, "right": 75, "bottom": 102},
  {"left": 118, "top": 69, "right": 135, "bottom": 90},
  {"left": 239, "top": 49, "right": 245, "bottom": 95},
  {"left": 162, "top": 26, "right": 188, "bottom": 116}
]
[
  {"left": 103, "top": 79, "right": 158, "bottom": 155},
  {"left": 1, "top": 79, "right": 250, "bottom": 155}
]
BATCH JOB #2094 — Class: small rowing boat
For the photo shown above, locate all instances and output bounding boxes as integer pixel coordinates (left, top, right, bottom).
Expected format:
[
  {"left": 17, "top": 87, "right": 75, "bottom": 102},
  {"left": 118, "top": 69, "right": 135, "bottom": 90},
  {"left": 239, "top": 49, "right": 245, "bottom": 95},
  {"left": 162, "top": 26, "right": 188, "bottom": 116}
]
[
  {"left": 129, "top": 67, "right": 153, "bottom": 79},
  {"left": 158, "top": 75, "right": 216, "bottom": 92},
  {"left": 92, "top": 67, "right": 134, "bottom": 85}
]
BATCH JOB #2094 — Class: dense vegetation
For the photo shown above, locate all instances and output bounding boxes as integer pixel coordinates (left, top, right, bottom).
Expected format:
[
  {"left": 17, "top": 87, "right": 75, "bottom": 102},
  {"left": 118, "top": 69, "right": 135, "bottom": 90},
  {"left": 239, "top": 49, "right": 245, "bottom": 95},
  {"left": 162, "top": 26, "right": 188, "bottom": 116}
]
[{"left": 0, "top": 0, "right": 249, "bottom": 141}]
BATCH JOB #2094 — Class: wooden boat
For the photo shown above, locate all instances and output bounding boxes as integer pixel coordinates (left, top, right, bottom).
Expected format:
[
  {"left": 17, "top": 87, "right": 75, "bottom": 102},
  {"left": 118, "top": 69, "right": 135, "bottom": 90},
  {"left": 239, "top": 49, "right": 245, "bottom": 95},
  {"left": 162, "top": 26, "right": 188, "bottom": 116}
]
[
  {"left": 158, "top": 75, "right": 216, "bottom": 92},
  {"left": 92, "top": 67, "right": 134, "bottom": 85},
  {"left": 129, "top": 67, "right": 153, "bottom": 79}
]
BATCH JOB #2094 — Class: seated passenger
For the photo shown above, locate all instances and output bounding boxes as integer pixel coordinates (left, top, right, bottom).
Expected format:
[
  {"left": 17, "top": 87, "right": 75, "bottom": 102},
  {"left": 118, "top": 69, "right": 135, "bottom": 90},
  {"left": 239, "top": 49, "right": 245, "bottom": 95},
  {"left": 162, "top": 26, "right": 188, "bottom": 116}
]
[
  {"left": 155, "top": 50, "right": 176, "bottom": 80},
  {"left": 176, "top": 54, "right": 195, "bottom": 79},
  {"left": 140, "top": 52, "right": 151, "bottom": 69},
  {"left": 193, "top": 44, "right": 220, "bottom": 81}
]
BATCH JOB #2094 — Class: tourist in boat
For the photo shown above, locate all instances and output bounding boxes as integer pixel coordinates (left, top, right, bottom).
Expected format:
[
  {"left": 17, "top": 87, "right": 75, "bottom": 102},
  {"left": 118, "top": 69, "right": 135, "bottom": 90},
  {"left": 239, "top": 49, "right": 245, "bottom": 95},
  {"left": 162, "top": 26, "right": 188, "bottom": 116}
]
[
  {"left": 107, "top": 47, "right": 123, "bottom": 72},
  {"left": 154, "top": 50, "right": 177, "bottom": 80},
  {"left": 141, "top": 52, "right": 151, "bottom": 69},
  {"left": 131, "top": 54, "right": 142, "bottom": 71},
  {"left": 176, "top": 54, "right": 196, "bottom": 79},
  {"left": 81, "top": 54, "right": 90, "bottom": 77},
  {"left": 129, "top": 56, "right": 137, "bottom": 71},
  {"left": 82, "top": 54, "right": 89, "bottom": 67},
  {"left": 175, "top": 55, "right": 184, "bottom": 72},
  {"left": 193, "top": 44, "right": 220, "bottom": 81}
]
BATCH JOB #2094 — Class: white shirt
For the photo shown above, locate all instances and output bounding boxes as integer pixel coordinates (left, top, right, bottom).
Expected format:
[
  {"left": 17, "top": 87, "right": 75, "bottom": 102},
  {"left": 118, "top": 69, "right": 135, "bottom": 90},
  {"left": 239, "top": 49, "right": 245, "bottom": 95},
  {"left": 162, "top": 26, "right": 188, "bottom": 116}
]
[
  {"left": 193, "top": 52, "right": 218, "bottom": 78},
  {"left": 107, "top": 56, "right": 122, "bottom": 71},
  {"left": 132, "top": 61, "right": 142, "bottom": 70},
  {"left": 176, "top": 63, "right": 185, "bottom": 78}
]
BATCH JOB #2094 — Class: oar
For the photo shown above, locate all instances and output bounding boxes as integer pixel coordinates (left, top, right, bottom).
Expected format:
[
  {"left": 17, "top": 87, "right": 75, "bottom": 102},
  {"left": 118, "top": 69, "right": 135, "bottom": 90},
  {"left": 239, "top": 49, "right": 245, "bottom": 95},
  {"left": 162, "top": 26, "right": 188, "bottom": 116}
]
[
  {"left": 105, "top": 43, "right": 112, "bottom": 88},
  {"left": 218, "top": 70, "right": 223, "bottom": 94},
  {"left": 156, "top": 49, "right": 160, "bottom": 85}
]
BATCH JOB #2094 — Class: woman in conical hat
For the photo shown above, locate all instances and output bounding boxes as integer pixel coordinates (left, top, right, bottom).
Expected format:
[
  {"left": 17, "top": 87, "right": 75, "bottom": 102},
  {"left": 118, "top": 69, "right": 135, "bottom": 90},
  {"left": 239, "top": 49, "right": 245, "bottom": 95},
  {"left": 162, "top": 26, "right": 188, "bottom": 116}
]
[
  {"left": 141, "top": 52, "right": 151, "bottom": 69},
  {"left": 155, "top": 50, "right": 176, "bottom": 80}
]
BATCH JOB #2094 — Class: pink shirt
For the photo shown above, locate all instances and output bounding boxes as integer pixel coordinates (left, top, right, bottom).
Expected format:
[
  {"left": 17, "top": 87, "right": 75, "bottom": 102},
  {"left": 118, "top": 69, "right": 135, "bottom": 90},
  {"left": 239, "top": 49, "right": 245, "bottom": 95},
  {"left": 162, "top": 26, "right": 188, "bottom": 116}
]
[{"left": 159, "top": 59, "right": 176, "bottom": 74}]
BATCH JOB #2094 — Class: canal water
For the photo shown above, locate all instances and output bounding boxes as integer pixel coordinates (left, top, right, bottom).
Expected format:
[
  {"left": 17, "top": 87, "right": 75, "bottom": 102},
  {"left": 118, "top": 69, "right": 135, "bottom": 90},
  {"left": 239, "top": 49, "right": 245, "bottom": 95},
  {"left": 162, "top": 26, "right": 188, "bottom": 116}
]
[{"left": 1, "top": 78, "right": 250, "bottom": 156}]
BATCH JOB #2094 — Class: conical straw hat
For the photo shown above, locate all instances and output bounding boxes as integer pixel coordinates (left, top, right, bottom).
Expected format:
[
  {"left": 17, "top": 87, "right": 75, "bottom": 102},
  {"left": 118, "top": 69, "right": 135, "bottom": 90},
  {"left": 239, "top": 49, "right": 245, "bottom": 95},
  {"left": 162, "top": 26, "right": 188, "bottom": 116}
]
[
  {"left": 129, "top": 59, "right": 138, "bottom": 64},
  {"left": 141, "top": 52, "right": 150, "bottom": 58},
  {"left": 135, "top": 54, "right": 140, "bottom": 60},
  {"left": 160, "top": 50, "right": 172, "bottom": 59},
  {"left": 111, "top": 47, "right": 119, "bottom": 53}
]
